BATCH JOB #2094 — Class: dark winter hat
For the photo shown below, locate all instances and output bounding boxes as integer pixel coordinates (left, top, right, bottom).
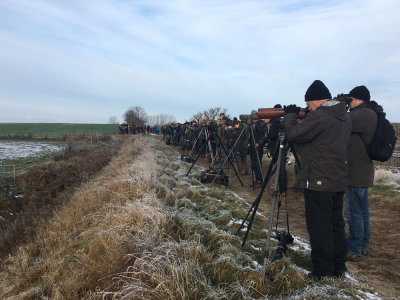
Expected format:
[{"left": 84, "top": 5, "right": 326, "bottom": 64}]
[
  {"left": 274, "top": 104, "right": 282, "bottom": 108},
  {"left": 349, "top": 85, "right": 370, "bottom": 102},
  {"left": 304, "top": 80, "right": 332, "bottom": 101}
]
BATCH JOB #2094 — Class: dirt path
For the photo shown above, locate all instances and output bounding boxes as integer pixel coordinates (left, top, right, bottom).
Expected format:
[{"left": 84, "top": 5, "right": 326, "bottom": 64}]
[{"left": 223, "top": 163, "right": 400, "bottom": 299}]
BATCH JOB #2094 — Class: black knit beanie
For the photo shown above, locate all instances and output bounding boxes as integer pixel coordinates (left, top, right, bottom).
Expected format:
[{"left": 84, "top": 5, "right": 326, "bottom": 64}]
[
  {"left": 304, "top": 80, "right": 332, "bottom": 101},
  {"left": 349, "top": 85, "right": 370, "bottom": 102}
]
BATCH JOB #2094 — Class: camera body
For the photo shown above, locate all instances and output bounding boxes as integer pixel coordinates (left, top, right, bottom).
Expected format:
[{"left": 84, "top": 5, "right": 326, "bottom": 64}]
[{"left": 270, "top": 231, "right": 294, "bottom": 262}]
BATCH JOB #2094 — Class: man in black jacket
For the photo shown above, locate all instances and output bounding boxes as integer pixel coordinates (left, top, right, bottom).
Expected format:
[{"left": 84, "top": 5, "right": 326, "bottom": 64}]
[
  {"left": 284, "top": 80, "right": 351, "bottom": 279},
  {"left": 248, "top": 111, "right": 268, "bottom": 183},
  {"left": 266, "top": 104, "right": 282, "bottom": 163},
  {"left": 345, "top": 85, "right": 377, "bottom": 261}
]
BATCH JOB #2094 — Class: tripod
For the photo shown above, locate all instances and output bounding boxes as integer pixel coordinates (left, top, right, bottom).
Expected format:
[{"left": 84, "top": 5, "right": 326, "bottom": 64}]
[
  {"left": 210, "top": 122, "right": 261, "bottom": 187},
  {"left": 234, "top": 118, "right": 301, "bottom": 275},
  {"left": 186, "top": 126, "right": 243, "bottom": 185}
]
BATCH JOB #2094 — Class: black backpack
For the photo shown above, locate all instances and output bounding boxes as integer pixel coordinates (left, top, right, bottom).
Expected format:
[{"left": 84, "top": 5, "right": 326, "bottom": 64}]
[{"left": 365, "top": 101, "right": 397, "bottom": 162}]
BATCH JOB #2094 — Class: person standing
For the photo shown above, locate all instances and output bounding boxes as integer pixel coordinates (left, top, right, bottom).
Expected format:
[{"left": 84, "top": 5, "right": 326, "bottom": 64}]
[
  {"left": 266, "top": 104, "right": 282, "bottom": 163},
  {"left": 231, "top": 120, "right": 249, "bottom": 175},
  {"left": 248, "top": 112, "right": 268, "bottom": 183},
  {"left": 345, "top": 85, "right": 377, "bottom": 261},
  {"left": 283, "top": 80, "right": 351, "bottom": 279}
]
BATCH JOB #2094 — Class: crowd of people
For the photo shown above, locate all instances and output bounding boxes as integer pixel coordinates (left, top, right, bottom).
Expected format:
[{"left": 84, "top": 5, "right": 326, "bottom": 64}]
[{"left": 160, "top": 79, "right": 387, "bottom": 281}]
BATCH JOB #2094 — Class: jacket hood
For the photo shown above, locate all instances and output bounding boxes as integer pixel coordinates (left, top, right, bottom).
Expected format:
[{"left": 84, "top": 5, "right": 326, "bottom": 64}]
[{"left": 320, "top": 100, "right": 348, "bottom": 121}]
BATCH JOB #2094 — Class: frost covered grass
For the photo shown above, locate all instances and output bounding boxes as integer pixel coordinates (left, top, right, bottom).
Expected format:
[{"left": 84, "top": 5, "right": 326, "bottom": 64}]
[
  {"left": 371, "top": 168, "right": 400, "bottom": 209},
  {"left": 0, "top": 136, "right": 378, "bottom": 299}
]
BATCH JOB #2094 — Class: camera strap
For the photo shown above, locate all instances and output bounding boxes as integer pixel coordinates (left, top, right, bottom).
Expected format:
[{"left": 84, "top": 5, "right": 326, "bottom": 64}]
[{"left": 275, "top": 193, "right": 290, "bottom": 234}]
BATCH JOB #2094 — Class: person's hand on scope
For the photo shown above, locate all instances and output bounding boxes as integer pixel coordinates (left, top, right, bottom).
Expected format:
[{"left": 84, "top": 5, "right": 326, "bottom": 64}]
[{"left": 284, "top": 104, "right": 300, "bottom": 115}]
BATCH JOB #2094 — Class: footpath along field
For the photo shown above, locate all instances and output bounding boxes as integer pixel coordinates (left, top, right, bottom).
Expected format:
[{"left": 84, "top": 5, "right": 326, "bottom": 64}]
[
  {"left": 0, "top": 134, "right": 388, "bottom": 299},
  {"left": 0, "top": 123, "right": 119, "bottom": 138}
]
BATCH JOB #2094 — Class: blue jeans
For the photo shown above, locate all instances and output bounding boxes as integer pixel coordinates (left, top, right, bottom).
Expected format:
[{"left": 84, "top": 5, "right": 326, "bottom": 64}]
[{"left": 344, "top": 186, "right": 370, "bottom": 255}]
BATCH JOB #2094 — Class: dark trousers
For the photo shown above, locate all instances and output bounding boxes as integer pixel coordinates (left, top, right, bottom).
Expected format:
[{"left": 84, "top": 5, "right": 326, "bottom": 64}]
[
  {"left": 236, "top": 154, "right": 249, "bottom": 175},
  {"left": 250, "top": 146, "right": 263, "bottom": 181},
  {"left": 304, "top": 189, "right": 347, "bottom": 277}
]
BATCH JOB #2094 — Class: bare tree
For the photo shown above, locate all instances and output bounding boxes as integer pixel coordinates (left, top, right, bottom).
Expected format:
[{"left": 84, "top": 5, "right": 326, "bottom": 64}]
[
  {"left": 193, "top": 107, "right": 229, "bottom": 121},
  {"left": 147, "top": 114, "right": 177, "bottom": 126},
  {"left": 123, "top": 106, "right": 147, "bottom": 126},
  {"left": 192, "top": 112, "right": 203, "bottom": 122},
  {"left": 108, "top": 116, "right": 118, "bottom": 124}
]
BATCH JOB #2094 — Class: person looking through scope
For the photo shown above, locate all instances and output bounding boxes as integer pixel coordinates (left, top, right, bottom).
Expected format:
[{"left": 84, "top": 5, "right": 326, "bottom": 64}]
[
  {"left": 248, "top": 110, "right": 268, "bottom": 185},
  {"left": 283, "top": 79, "right": 351, "bottom": 280}
]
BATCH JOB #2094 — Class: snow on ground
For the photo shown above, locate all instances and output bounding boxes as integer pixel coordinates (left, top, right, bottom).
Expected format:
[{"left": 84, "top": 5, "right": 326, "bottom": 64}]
[{"left": 0, "top": 140, "right": 62, "bottom": 161}]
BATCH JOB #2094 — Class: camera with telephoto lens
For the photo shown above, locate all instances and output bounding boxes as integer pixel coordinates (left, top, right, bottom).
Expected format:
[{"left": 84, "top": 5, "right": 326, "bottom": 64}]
[{"left": 270, "top": 231, "right": 294, "bottom": 262}]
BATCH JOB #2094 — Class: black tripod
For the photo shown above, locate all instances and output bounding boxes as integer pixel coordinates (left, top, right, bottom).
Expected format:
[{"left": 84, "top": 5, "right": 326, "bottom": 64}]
[
  {"left": 234, "top": 118, "right": 301, "bottom": 274},
  {"left": 186, "top": 126, "right": 243, "bottom": 186},
  {"left": 210, "top": 122, "right": 261, "bottom": 187}
]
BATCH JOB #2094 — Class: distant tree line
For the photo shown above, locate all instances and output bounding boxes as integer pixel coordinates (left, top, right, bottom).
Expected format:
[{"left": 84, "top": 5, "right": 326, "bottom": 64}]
[
  {"left": 116, "top": 106, "right": 229, "bottom": 127},
  {"left": 147, "top": 114, "right": 176, "bottom": 126}
]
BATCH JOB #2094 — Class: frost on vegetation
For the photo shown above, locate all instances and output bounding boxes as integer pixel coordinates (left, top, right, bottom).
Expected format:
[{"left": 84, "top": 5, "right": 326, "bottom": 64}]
[
  {"left": 148, "top": 138, "right": 377, "bottom": 299},
  {"left": 291, "top": 236, "right": 311, "bottom": 252},
  {"left": 374, "top": 167, "right": 400, "bottom": 186}
]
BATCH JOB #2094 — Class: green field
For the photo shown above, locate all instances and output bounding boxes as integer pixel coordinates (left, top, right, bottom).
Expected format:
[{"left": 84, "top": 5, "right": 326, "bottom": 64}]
[{"left": 0, "top": 123, "right": 119, "bottom": 138}]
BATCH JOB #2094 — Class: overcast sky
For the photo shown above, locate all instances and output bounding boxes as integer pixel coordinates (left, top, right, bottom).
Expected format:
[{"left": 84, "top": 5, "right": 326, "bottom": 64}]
[{"left": 1, "top": 0, "right": 399, "bottom": 123}]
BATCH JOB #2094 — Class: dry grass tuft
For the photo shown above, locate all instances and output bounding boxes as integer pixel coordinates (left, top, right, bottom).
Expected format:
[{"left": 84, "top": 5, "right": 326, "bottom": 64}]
[{"left": 267, "top": 259, "right": 307, "bottom": 295}]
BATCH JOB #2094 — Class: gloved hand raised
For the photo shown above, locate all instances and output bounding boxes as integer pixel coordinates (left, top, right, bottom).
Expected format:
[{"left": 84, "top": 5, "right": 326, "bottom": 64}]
[{"left": 284, "top": 104, "right": 300, "bottom": 115}]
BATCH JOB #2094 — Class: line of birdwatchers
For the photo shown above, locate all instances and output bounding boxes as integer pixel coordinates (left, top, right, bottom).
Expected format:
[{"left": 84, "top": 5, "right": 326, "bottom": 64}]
[
  {"left": 164, "top": 80, "right": 382, "bottom": 281},
  {"left": 119, "top": 123, "right": 161, "bottom": 135}
]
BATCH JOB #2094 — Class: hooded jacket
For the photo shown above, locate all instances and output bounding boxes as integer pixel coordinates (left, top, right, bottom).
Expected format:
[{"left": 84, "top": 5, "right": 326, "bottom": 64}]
[
  {"left": 347, "top": 102, "right": 377, "bottom": 187},
  {"left": 284, "top": 101, "right": 351, "bottom": 192}
]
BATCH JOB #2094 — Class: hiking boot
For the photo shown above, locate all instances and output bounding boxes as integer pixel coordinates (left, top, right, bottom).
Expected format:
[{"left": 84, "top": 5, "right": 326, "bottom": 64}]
[
  {"left": 361, "top": 249, "right": 368, "bottom": 256},
  {"left": 346, "top": 253, "right": 362, "bottom": 262},
  {"left": 307, "top": 272, "right": 322, "bottom": 281},
  {"left": 333, "top": 268, "right": 347, "bottom": 279}
]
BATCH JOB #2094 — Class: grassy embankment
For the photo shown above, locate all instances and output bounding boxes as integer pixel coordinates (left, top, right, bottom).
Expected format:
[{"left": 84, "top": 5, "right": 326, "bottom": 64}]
[
  {"left": 0, "top": 135, "right": 371, "bottom": 299},
  {"left": 0, "top": 123, "right": 119, "bottom": 139},
  {"left": 0, "top": 136, "right": 119, "bottom": 258}
]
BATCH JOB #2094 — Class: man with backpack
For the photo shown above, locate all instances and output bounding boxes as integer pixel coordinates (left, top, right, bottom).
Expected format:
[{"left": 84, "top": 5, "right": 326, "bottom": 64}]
[{"left": 345, "top": 85, "right": 377, "bottom": 261}]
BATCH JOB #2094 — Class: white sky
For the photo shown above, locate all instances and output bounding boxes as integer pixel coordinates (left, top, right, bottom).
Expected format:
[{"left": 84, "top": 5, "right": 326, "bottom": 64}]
[{"left": 0, "top": 0, "right": 399, "bottom": 123}]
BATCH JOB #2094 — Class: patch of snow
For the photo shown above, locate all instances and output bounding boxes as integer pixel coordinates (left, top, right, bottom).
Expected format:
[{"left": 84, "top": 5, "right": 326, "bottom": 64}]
[
  {"left": 292, "top": 236, "right": 311, "bottom": 252},
  {"left": 251, "top": 245, "right": 262, "bottom": 251},
  {"left": 0, "top": 141, "right": 63, "bottom": 160},
  {"left": 356, "top": 290, "right": 382, "bottom": 300},
  {"left": 252, "top": 260, "right": 262, "bottom": 269}
]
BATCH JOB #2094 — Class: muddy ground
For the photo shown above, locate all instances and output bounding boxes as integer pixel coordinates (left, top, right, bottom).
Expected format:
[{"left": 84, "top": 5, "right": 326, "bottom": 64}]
[{"left": 192, "top": 154, "right": 400, "bottom": 299}]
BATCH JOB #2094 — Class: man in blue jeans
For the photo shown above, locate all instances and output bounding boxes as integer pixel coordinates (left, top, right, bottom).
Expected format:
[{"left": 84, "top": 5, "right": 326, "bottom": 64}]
[{"left": 345, "top": 85, "right": 377, "bottom": 261}]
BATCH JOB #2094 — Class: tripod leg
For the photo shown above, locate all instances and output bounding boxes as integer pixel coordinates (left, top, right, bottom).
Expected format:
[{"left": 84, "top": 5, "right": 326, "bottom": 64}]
[
  {"left": 239, "top": 136, "right": 280, "bottom": 244},
  {"left": 237, "top": 143, "right": 278, "bottom": 241},
  {"left": 215, "top": 133, "right": 243, "bottom": 186},
  {"left": 262, "top": 138, "right": 286, "bottom": 276},
  {"left": 249, "top": 125, "right": 263, "bottom": 181},
  {"left": 186, "top": 135, "right": 209, "bottom": 176}
]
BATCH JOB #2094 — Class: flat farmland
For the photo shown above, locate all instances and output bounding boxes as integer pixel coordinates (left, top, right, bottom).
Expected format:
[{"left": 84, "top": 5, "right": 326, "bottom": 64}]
[{"left": 0, "top": 123, "right": 119, "bottom": 138}]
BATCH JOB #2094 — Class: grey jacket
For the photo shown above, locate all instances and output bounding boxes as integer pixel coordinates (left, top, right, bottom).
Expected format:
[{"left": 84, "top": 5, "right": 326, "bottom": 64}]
[
  {"left": 284, "top": 101, "right": 351, "bottom": 192},
  {"left": 347, "top": 103, "right": 377, "bottom": 187}
]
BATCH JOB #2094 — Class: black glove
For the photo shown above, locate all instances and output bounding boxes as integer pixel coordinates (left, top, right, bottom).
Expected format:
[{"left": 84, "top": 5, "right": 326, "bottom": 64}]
[{"left": 284, "top": 104, "right": 300, "bottom": 115}]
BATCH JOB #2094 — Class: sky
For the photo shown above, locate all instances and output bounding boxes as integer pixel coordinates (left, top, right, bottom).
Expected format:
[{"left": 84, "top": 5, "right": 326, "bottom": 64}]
[{"left": 0, "top": 0, "right": 400, "bottom": 124}]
